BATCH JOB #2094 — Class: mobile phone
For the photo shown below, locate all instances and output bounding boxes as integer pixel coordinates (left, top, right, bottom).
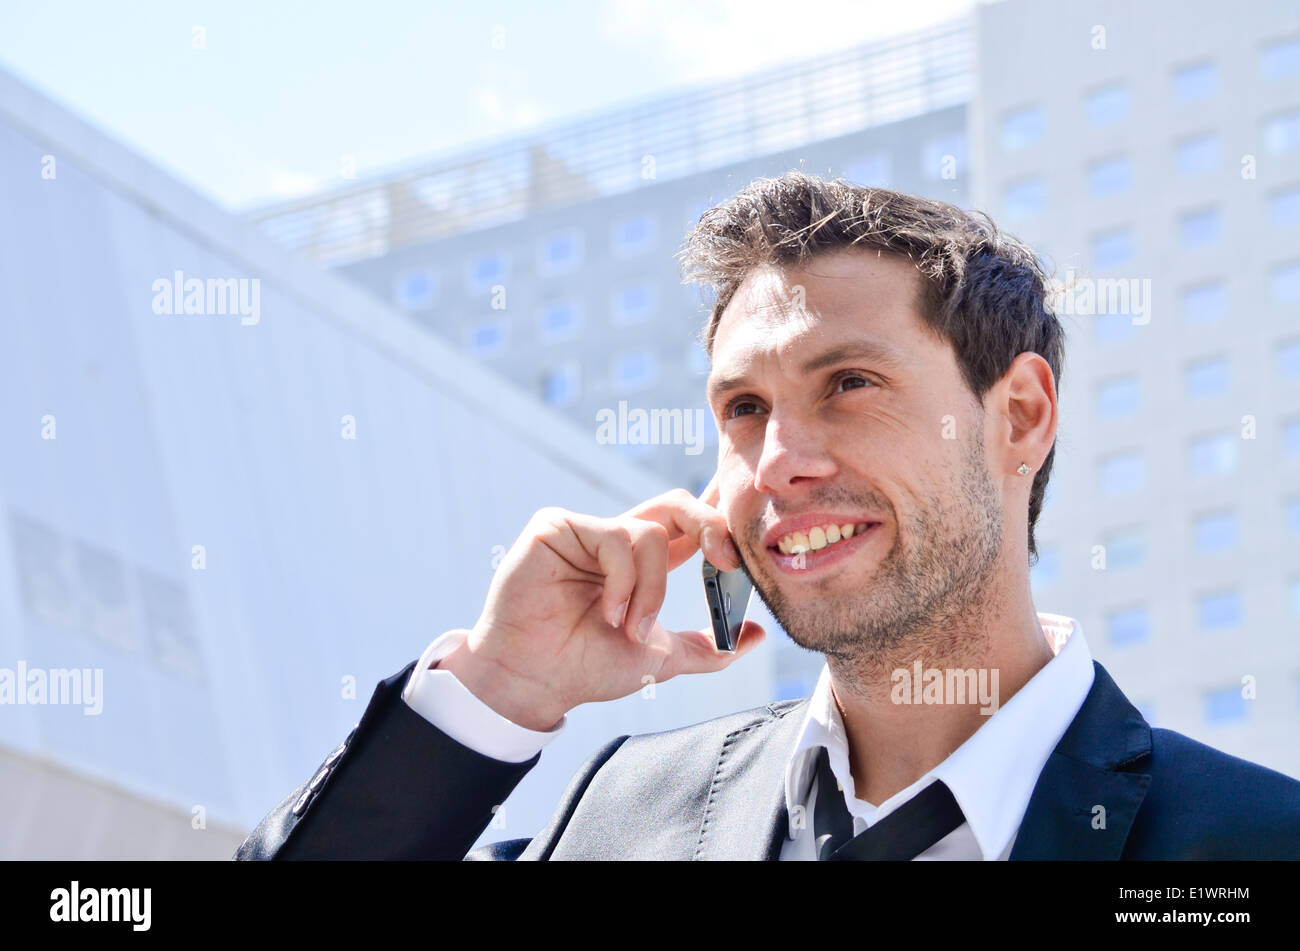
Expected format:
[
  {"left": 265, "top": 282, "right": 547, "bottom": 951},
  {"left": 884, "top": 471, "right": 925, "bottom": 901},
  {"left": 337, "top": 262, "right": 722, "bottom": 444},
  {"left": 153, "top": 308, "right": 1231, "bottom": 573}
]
[{"left": 702, "top": 559, "right": 753, "bottom": 651}]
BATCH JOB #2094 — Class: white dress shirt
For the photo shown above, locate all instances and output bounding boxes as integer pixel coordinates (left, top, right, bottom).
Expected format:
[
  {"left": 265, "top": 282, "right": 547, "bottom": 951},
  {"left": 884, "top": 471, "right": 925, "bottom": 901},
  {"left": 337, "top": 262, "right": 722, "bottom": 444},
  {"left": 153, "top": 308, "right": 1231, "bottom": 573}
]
[{"left": 401, "top": 613, "right": 1094, "bottom": 860}]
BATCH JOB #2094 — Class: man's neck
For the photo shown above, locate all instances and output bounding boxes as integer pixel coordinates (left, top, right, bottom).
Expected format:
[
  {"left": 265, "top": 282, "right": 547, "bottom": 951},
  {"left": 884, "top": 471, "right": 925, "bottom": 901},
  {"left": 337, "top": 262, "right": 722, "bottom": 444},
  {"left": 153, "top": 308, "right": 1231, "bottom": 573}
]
[{"left": 825, "top": 592, "right": 1055, "bottom": 807}]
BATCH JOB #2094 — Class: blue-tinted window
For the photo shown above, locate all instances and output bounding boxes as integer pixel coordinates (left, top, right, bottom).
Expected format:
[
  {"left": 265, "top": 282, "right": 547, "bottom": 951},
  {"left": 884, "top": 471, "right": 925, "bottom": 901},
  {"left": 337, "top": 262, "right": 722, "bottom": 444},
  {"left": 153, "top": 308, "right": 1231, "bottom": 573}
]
[
  {"left": 540, "top": 302, "right": 580, "bottom": 341},
  {"left": 1194, "top": 511, "right": 1238, "bottom": 552},
  {"left": 1099, "top": 451, "right": 1145, "bottom": 495},
  {"left": 1204, "top": 687, "right": 1247, "bottom": 725},
  {"left": 1095, "top": 313, "right": 1139, "bottom": 345},
  {"left": 1285, "top": 418, "right": 1300, "bottom": 457},
  {"left": 1106, "top": 527, "right": 1147, "bottom": 570},
  {"left": 469, "top": 253, "right": 507, "bottom": 290},
  {"left": 1288, "top": 498, "right": 1300, "bottom": 536},
  {"left": 1086, "top": 83, "right": 1130, "bottom": 125},
  {"left": 923, "top": 133, "right": 966, "bottom": 180},
  {"left": 1270, "top": 186, "right": 1300, "bottom": 227},
  {"left": 1089, "top": 156, "right": 1133, "bottom": 197},
  {"left": 1273, "top": 262, "right": 1300, "bottom": 302},
  {"left": 394, "top": 270, "right": 437, "bottom": 310},
  {"left": 1280, "top": 339, "right": 1300, "bottom": 378},
  {"left": 1180, "top": 207, "right": 1222, "bottom": 248},
  {"left": 1198, "top": 590, "right": 1241, "bottom": 630},
  {"left": 1107, "top": 607, "right": 1149, "bottom": 647},
  {"left": 1001, "top": 106, "right": 1044, "bottom": 151},
  {"left": 1264, "top": 110, "right": 1300, "bottom": 154},
  {"left": 1029, "top": 547, "right": 1060, "bottom": 588},
  {"left": 1003, "top": 178, "right": 1046, "bottom": 219},
  {"left": 1261, "top": 35, "right": 1300, "bottom": 79},
  {"left": 542, "top": 364, "right": 580, "bottom": 407},
  {"left": 844, "top": 154, "right": 891, "bottom": 187},
  {"left": 613, "top": 284, "right": 656, "bottom": 324},
  {"left": 1186, "top": 356, "right": 1230, "bottom": 397},
  {"left": 1176, "top": 134, "right": 1221, "bottom": 175},
  {"left": 468, "top": 321, "right": 505, "bottom": 355},
  {"left": 1292, "top": 578, "right": 1300, "bottom": 616},
  {"left": 613, "top": 216, "right": 656, "bottom": 256},
  {"left": 1174, "top": 61, "right": 1217, "bottom": 102},
  {"left": 1092, "top": 228, "right": 1135, "bottom": 270},
  {"left": 1097, "top": 376, "right": 1140, "bottom": 417},
  {"left": 1188, "top": 433, "right": 1237, "bottom": 477},
  {"left": 1182, "top": 281, "right": 1227, "bottom": 322},
  {"left": 613, "top": 351, "right": 657, "bottom": 391},
  {"left": 540, "top": 231, "right": 582, "bottom": 274}
]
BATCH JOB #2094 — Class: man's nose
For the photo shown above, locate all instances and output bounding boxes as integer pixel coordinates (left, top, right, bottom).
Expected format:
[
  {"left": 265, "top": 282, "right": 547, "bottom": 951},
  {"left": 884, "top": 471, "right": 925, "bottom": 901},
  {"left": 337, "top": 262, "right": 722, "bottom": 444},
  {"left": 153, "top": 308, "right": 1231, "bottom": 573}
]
[{"left": 752, "top": 416, "right": 837, "bottom": 494}]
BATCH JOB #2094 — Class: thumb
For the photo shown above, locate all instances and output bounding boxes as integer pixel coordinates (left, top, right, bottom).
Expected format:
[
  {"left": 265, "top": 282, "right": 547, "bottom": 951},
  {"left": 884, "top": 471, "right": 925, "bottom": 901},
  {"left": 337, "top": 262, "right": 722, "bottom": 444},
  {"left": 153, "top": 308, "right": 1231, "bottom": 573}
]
[{"left": 652, "top": 620, "right": 767, "bottom": 679}]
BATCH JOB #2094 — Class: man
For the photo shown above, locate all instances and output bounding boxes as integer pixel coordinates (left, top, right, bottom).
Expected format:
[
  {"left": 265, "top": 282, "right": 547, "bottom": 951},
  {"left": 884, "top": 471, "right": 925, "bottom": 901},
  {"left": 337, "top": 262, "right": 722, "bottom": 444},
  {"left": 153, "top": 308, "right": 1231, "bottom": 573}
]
[{"left": 237, "top": 171, "right": 1300, "bottom": 860}]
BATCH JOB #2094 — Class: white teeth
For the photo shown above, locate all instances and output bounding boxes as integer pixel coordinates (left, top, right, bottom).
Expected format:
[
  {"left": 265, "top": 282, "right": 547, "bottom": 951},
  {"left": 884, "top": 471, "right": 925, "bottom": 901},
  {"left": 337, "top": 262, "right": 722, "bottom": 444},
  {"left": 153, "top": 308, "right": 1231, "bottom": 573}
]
[{"left": 775, "top": 521, "right": 874, "bottom": 554}]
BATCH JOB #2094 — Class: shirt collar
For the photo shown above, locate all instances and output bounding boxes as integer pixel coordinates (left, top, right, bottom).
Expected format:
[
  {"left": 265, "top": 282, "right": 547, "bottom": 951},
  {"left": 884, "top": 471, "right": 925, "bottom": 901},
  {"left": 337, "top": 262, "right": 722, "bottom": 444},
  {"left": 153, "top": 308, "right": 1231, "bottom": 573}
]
[{"left": 782, "top": 612, "right": 1095, "bottom": 860}]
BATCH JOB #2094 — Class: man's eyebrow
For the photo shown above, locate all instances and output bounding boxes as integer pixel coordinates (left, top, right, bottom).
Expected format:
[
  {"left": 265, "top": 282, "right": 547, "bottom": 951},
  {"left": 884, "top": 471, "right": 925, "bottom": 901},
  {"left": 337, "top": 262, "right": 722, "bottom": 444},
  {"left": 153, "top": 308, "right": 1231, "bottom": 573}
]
[{"left": 706, "top": 339, "right": 908, "bottom": 403}]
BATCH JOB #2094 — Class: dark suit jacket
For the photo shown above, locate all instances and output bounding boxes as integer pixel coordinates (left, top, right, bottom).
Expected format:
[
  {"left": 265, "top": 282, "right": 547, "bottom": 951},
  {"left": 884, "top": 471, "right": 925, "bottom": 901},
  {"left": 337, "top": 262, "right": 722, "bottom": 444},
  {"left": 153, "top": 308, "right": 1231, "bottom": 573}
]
[{"left": 235, "top": 658, "right": 1300, "bottom": 860}]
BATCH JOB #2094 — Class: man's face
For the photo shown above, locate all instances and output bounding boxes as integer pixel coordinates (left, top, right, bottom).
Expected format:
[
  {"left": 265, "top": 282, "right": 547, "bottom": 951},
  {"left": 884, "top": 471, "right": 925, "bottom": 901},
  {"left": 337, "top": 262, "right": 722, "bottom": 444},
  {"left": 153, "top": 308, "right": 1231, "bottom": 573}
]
[{"left": 705, "top": 248, "right": 1005, "bottom": 662}]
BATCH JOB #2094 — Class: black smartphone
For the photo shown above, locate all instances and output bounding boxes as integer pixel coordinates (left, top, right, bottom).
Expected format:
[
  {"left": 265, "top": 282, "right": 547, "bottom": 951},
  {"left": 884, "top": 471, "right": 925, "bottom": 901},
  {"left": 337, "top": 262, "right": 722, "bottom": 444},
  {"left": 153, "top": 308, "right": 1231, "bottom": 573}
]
[{"left": 702, "top": 559, "right": 753, "bottom": 651}]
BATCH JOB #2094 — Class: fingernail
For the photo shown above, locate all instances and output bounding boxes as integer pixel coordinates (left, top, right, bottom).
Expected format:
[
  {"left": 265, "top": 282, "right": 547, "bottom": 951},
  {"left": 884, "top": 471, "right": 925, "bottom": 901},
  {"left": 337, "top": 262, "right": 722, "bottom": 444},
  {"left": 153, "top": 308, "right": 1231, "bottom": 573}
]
[
  {"left": 612, "top": 600, "right": 628, "bottom": 628},
  {"left": 637, "top": 614, "right": 656, "bottom": 643}
]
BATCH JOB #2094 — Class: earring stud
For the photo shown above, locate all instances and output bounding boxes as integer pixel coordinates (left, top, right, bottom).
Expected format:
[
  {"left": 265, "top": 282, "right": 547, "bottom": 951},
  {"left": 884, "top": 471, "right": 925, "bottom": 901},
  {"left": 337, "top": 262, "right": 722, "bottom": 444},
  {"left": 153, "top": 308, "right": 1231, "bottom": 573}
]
[{"left": 1017, "top": 463, "right": 1031, "bottom": 475}]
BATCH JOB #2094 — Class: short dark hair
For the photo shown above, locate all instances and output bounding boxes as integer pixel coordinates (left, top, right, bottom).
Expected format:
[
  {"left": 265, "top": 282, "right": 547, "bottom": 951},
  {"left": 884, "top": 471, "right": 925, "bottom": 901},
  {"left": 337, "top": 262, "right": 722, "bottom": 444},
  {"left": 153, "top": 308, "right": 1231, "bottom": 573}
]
[{"left": 677, "top": 169, "right": 1065, "bottom": 564}]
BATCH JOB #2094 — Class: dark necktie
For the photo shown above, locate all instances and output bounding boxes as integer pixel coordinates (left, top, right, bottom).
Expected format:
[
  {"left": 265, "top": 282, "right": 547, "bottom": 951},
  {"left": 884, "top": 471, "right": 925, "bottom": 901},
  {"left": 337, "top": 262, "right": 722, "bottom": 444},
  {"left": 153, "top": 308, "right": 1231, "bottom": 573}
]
[{"left": 811, "top": 746, "right": 966, "bottom": 860}]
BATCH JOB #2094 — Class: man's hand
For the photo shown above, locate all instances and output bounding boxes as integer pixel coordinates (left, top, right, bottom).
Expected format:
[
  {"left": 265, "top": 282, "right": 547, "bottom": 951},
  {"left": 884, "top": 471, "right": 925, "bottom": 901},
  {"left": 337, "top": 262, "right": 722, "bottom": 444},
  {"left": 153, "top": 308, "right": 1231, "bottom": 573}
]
[{"left": 437, "top": 479, "right": 765, "bottom": 731}]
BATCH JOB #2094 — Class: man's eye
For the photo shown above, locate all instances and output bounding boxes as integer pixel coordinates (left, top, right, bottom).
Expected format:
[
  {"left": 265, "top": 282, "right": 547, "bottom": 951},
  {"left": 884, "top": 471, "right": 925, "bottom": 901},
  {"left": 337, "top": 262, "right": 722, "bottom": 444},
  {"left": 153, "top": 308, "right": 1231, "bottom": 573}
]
[
  {"left": 835, "top": 373, "right": 873, "bottom": 393},
  {"left": 724, "top": 399, "right": 760, "bottom": 419}
]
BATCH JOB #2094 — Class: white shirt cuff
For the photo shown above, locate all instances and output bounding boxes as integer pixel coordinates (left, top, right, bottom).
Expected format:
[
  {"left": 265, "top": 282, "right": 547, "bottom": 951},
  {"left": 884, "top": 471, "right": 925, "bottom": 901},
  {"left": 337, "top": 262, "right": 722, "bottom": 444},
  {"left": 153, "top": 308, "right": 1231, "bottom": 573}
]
[{"left": 401, "top": 628, "right": 566, "bottom": 764}]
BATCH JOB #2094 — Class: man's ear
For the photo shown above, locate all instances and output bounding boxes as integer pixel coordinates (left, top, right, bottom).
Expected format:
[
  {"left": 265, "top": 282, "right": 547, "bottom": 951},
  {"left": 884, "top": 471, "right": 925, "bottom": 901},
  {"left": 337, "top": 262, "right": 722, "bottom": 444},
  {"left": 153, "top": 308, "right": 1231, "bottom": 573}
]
[{"left": 1002, "top": 353, "right": 1057, "bottom": 471}]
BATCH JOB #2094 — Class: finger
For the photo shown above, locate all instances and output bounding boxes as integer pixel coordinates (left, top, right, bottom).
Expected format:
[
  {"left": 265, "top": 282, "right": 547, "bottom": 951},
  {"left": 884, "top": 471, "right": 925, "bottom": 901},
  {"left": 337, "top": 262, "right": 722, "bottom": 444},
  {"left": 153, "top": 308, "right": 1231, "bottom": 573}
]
[
  {"left": 653, "top": 620, "right": 767, "bottom": 678},
  {"left": 545, "top": 511, "right": 639, "bottom": 628},
  {"left": 620, "top": 518, "right": 669, "bottom": 645},
  {"left": 697, "top": 472, "right": 720, "bottom": 507},
  {"left": 625, "top": 489, "right": 739, "bottom": 572}
]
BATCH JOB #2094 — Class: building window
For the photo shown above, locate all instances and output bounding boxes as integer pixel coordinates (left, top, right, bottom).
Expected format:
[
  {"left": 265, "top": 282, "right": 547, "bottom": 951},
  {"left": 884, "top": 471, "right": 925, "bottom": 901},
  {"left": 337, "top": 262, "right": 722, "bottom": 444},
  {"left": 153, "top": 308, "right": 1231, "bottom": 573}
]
[
  {"left": 1105, "top": 526, "right": 1147, "bottom": 570},
  {"left": 469, "top": 253, "right": 508, "bottom": 291},
  {"left": 1182, "top": 280, "right": 1227, "bottom": 323},
  {"left": 1098, "top": 451, "right": 1145, "bottom": 495},
  {"left": 1260, "top": 35, "right": 1300, "bottom": 79},
  {"left": 612, "top": 215, "right": 656, "bottom": 257},
  {"left": 1264, "top": 110, "right": 1300, "bottom": 154},
  {"left": 1179, "top": 207, "right": 1222, "bottom": 248},
  {"left": 1185, "top": 355, "right": 1230, "bottom": 398},
  {"left": 612, "top": 351, "right": 657, "bottom": 392},
  {"left": 1188, "top": 432, "right": 1238, "bottom": 477},
  {"left": 1271, "top": 185, "right": 1300, "bottom": 228},
  {"left": 1285, "top": 418, "right": 1300, "bottom": 457},
  {"left": 1107, "top": 606, "right": 1149, "bottom": 647},
  {"left": 1273, "top": 261, "right": 1300, "bottom": 302},
  {"left": 1002, "top": 177, "right": 1046, "bottom": 219},
  {"left": 393, "top": 269, "right": 437, "bottom": 310},
  {"left": 467, "top": 320, "right": 505, "bottom": 355},
  {"left": 1096, "top": 375, "right": 1140, "bottom": 417},
  {"left": 1174, "top": 60, "right": 1217, "bottom": 102},
  {"left": 922, "top": 133, "right": 966, "bottom": 180},
  {"left": 539, "top": 301, "right": 580, "bottom": 342},
  {"left": 1279, "top": 339, "right": 1300, "bottom": 379},
  {"left": 1204, "top": 686, "right": 1247, "bottom": 725},
  {"left": 538, "top": 231, "right": 583, "bottom": 276},
  {"left": 844, "top": 153, "right": 892, "bottom": 187},
  {"left": 1088, "top": 156, "right": 1133, "bottom": 197},
  {"left": 1091, "top": 228, "right": 1134, "bottom": 270},
  {"left": 1288, "top": 498, "right": 1300, "bottom": 536},
  {"left": 1000, "top": 105, "right": 1044, "bottom": 151},
  {"left": 1176, "top": 133, "right": 1221, "bottom": 176},
  {"left": 612, "top": 284, "right": 656, "bottom": 324},
  {"left": 1292, "top": 578, "right": 1300, "bottom": 617},
  {"left": 1094, "top": 313, "right": 1139, "bottom": 345},
  {"left": 1194, "top": 510, "right": 1238, "bottom": 553},
  {"left": 1198, "top": 590, "right": 1242, "bottom": 631},
  {"left": 1029, "top": 546, "right": 1059, "bottom": 588},
  {"left": 541, "top": 363, "right": 580, "bottom": 408},
  {"left": 1085, "top": 83, "right": 1130, "bottom": 125}
]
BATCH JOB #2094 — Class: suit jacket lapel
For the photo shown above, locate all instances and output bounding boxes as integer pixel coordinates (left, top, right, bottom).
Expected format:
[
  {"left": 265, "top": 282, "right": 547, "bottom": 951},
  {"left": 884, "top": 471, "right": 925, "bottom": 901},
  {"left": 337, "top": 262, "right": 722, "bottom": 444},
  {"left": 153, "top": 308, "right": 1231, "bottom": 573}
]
[
  {"left": 692, "top": 699, "right": 808, "bottom": 860},
  {"left": 1010, "top": 661, "right": 1152, "bottom": 860}
]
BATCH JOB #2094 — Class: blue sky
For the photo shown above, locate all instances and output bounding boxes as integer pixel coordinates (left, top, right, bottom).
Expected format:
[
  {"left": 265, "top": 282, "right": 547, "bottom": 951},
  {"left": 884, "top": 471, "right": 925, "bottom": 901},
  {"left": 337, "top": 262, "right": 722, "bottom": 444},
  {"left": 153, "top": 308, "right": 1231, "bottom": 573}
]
[{"left": 0, "top": 0, "right": 973, "bottom": 211}]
